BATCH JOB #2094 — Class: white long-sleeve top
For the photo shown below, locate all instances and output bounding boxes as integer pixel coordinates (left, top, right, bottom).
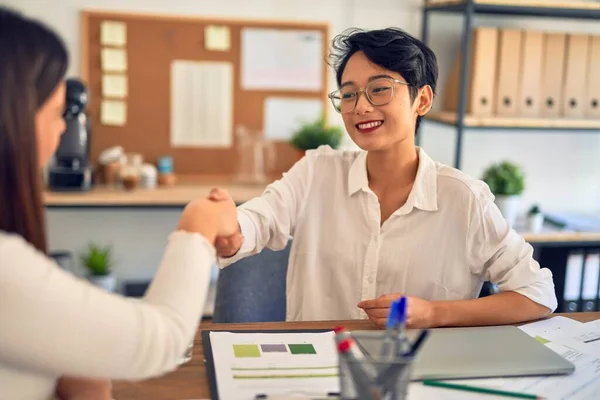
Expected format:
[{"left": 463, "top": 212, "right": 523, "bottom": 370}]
[
  {"left": 219, "top": 146, "right": 558, "bottom": 321},
  {"left": 0, "top": 230, "right": 215, "bottom": 400}
]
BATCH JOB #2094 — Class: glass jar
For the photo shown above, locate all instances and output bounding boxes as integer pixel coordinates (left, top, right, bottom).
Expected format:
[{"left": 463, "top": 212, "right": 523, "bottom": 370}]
[
  {"left": 120, "top": 153, "right": 143, "bottom": 190},
  {"left": 234, "top": 125, "right": 275, "bottom": 184}
]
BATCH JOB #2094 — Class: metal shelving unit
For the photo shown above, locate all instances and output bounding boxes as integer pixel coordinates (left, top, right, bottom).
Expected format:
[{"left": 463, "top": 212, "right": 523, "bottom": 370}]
[{"left": 420, "top": 0, "right": 600, "bottom": 169}]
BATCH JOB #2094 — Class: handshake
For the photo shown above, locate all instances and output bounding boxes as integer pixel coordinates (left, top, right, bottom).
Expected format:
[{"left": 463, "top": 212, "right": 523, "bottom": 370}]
[{"left": 177, "top": 188, "right": 244, "bottom": 257}]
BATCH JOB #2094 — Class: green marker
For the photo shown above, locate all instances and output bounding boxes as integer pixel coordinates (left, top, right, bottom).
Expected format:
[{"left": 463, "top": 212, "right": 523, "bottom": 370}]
[{"left": 423, "top": 380, "right": 544, "bottom": 399}]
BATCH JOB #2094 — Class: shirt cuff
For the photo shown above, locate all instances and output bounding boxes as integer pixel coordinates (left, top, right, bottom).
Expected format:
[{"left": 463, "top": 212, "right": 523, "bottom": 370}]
[
  {"left": 237, "top": 210, "right": 256, "bottom": 253},
  {"left": 216, "top": 210, "right": 256, "bottom": 268}
]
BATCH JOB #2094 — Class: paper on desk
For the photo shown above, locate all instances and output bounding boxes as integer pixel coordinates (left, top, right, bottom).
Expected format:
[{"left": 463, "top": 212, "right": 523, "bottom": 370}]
[
  {"left": 415, "top": 317, "right": 600, "bottom": 399},
  {"left": 408, "top": 382, "right": 512, "bottom": 399},
  {"left": 518, "top": 315, "right": 583, "bottom": 343},
  {"left": 209, "top": 331, "right": 339, "bottom": 400},
  {"left": 432, "top": 342, "right": 600, "bottom": 400},
  {"left": 540, "top": 319, "right": 600, "bottom": 358}
]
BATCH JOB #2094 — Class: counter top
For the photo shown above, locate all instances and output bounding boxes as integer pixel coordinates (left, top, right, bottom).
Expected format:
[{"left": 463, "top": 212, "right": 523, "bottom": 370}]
[
  {"left": 43, "top": 176, "right": 600, "bottom": 245},
  {"left": 43, "top": 175, "right": 269, "bottom": 207}
]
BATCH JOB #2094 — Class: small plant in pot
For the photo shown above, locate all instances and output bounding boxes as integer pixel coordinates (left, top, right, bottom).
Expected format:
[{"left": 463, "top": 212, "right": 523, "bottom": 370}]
[
  {"left": 527, "top": 204, "right": 544, "bottom": 233},
  {"left": 290, "top": 116, "right": 343, "bottom": 159},
  {"left": 80, "top": 243, "right": 116, "bottom": 292},
  {"left": 481, "top": 160, "right": 525, "bottom": 226}
]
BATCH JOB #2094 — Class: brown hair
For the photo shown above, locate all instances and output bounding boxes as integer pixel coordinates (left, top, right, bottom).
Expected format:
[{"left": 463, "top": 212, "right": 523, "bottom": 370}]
[{"left": 0, "top": 7, "right": 68, "bottom": 253}]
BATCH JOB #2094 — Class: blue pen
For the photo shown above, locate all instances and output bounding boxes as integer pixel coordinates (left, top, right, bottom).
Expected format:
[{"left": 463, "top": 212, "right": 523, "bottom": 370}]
[
  {"left": 379, "top": 298, "right": 399, "bottom": 363},
  {"left": 407, "top": 329, "right": 430, "bottom": 357},
  {"left": 395, "top": 296, "right": 411, "bottom": 357}
]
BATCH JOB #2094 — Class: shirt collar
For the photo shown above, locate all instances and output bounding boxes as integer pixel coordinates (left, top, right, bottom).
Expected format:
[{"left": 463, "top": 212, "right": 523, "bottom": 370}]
[
  {"left": 347, "top": 147, "right": 438, "bottom": 213},
  {"left": 347, "top": 150, "right": 369, "bottom": 196}
]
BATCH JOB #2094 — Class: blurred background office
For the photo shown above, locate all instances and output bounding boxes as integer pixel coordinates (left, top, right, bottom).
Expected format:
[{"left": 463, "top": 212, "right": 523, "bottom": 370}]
[{"left": 6, "top": 0, "right": 599, "bottom": 317}]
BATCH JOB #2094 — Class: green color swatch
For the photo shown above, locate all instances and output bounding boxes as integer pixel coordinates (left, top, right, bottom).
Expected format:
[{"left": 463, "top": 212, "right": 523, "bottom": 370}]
[
  {"left": 233, "top": 344, "right": 261, "bottom": 358},
  {"left": 534, "top": 336, "right": 551, "bottom": 345},
  {"left": 288, "top": 344, "right": 317, "bottom": 355}
]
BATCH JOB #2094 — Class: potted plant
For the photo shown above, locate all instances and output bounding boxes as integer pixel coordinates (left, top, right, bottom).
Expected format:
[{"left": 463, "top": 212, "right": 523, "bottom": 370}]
[
  {"left": 290, "top": 116, "right": 343, "bottom": 159},
  {"left": 481, "top": 160, "right": 525, "bottom": 226},
  {"left": 527, "top": 204, "right": 544, "bottom": 233},
  {"left": 80, "top": 243, "right": 116, "bottom": 292}
]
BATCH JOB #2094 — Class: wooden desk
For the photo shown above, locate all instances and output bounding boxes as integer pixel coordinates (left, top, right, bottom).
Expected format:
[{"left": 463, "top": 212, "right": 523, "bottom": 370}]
[{"left": 112, "top": 313, "right": 600, "bottom": 400}]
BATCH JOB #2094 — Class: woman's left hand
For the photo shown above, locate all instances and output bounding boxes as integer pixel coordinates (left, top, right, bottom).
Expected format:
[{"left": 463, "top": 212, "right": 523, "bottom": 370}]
[
  {"left": 55, "top": 376, "right": 112, "bottom": 400},
  {"left": 357, "top": 294, "right": 436, "bottom": 328}
]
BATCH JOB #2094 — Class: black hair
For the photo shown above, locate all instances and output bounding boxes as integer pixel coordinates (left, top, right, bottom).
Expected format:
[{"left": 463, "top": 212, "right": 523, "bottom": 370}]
[
  {"left": 0, "top": 6, "right": 69, "bottom": 253},
  {"left": 328, "top": 27, "right": 438, "bottom": 133}
]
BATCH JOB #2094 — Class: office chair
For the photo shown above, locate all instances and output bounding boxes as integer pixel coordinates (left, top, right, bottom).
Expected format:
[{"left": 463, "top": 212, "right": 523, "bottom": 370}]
[
  {"left": 212, "top": 240, "right": 292, "bottom": 323},
  {"left": 479, "top": 281, "right": 501, "bottom": 297}
]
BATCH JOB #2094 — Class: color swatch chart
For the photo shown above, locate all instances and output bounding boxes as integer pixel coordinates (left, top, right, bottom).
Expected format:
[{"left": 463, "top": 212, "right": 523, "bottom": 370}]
[
  {"left": 233, "top": 343, "right": 317, "bottom": 357},
  {"left": 210, "top": 331, "right": 340, "bottom": 400}
]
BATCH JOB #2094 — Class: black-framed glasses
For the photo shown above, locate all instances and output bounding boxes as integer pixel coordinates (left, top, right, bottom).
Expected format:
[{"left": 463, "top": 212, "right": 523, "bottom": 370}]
[{"left": 328, "top": 78, "right": 410, "bottom": 114}]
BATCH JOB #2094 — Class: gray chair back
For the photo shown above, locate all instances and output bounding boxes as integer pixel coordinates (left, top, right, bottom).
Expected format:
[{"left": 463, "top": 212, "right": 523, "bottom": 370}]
[{"left": 212, "top": 240, "right": 291, "bottom": 323}]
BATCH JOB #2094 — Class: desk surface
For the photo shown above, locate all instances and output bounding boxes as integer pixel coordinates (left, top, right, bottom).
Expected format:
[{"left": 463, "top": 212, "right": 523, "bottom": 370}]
[{"left": 111, "top": 313, "right": 600, "bottom": 400}]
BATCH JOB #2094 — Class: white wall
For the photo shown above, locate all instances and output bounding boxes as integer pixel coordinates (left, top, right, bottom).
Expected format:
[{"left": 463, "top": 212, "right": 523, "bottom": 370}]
[{"left": 5, "top": 0, "right": 598, "bottom": 282}]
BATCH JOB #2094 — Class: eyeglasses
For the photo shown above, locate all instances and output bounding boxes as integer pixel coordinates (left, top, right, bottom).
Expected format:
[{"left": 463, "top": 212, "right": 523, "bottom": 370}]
[{"left": 328, "top": 78, "right": 410, "bottom": 114}]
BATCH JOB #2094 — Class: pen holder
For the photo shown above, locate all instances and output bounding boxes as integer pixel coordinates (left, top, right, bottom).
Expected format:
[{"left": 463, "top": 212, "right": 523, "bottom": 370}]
[{"left": 338, "top": 331, "right": 416, "bottom": 400}]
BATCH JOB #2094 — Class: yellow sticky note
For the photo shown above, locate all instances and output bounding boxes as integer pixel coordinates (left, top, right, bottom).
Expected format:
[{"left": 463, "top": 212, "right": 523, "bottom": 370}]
[
  {"left": 102, "top": 74, "right": 127, "bottom": 98},
  {"left": 100, "top": 21, "right": 127, "bottom": 47},
  {"left": 101, "top": 100, "right": 127, "bottom": 126},
  {"left": 205, "top": 25, "right": 230, "bottom": 51},
  {"left": 101, "top": 48, "right": 127, "bottom": 72}
]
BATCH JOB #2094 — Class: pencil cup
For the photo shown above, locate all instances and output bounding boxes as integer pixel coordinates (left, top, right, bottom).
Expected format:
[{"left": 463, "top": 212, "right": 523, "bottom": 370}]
[{"left": 338, "top": 331, "right": 416, "bottom": 400}]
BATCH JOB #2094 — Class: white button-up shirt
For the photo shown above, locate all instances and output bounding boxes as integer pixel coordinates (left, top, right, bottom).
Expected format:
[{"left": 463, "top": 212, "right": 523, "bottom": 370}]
[{"left": 219, "top": 146, "right": 557, "bottom": 321}]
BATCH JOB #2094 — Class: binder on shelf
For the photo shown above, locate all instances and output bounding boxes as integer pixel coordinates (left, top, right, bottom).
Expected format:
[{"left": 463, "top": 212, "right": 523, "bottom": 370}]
[
  {"left": 563, "top": 250, "right": 584, "bottom": 312},
  {"left": 562, "top": 34, "right": 590, "bottom": 118},
  {"left": 518, "top": 30, "right": 544, "bottom": 117},
  {"left": 443, "top": 27, "right": 499, "bottom": 117},
  {"left": 582, "top": 252, "right": 600, "bottom": 312},
  {"left": 540, "top": 33, "right": 567, "bottom": 117},
  {"left": 495, "top": 29, "right": 522, "bottom": 117},
  {"left": 585, "top": 35, "right": 600, "bottom": 118}
]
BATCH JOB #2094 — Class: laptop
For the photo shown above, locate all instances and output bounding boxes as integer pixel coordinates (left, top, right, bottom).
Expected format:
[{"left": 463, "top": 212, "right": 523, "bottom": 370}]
[{"left": 352, "top": 325, "right": 575, "bottom": 381}]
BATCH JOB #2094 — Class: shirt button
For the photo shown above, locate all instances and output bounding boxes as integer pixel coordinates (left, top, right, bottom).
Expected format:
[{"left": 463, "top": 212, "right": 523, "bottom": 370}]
[{"left": 367, "top": 277, "right": 373, "bottom": 283}]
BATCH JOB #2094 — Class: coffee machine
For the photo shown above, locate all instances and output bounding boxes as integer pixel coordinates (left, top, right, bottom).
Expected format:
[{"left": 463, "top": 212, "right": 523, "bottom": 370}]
[{"left": 47, "top": 78, "right": 93, "bottom": 191}]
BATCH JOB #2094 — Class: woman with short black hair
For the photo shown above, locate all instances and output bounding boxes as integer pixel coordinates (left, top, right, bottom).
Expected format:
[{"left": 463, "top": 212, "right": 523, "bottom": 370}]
[{"left": 212, "top": 27, "right": 557, "bottom": 329}]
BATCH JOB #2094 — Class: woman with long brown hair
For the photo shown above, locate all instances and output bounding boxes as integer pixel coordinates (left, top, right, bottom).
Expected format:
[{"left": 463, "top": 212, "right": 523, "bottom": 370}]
[{"left": 0, "top": 7, "right": 237, "bottom": 399}]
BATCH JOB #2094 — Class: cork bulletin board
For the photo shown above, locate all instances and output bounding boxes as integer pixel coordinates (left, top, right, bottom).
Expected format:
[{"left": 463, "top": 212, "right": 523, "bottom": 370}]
[{"left": 80, "top": 10, "right": 330, "bottom": 176}]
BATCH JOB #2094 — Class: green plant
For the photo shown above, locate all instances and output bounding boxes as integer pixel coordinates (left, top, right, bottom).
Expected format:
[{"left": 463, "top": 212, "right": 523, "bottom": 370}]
[
  {"left": 481, "top": 161, "right": 525, "bottom": 196},
  {"left": 80, "top": 243, "right": 113, "bottom": 276},
  {"left": 528, "top": 204, "right": 542, "bottom": 216},
  {"left": 290, "top": 116, "right": 343, "bottom": 151}
]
